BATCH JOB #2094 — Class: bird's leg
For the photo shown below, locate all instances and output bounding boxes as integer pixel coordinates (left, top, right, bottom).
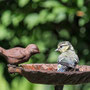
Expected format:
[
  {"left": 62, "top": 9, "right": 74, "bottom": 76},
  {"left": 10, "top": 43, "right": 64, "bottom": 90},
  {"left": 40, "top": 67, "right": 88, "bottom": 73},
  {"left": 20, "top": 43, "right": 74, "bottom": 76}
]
[
  {"left": 7, "top": 64, "right": 19, "bottom": 74},
  {"left": 7, "top": 64, "right": 18, "bottom": 68},
  {"left": 74, "top": 67, "right": 79, "bottom": 71},
  {"left": 67, "top": 67, "right": 79, "bottom": 72}
]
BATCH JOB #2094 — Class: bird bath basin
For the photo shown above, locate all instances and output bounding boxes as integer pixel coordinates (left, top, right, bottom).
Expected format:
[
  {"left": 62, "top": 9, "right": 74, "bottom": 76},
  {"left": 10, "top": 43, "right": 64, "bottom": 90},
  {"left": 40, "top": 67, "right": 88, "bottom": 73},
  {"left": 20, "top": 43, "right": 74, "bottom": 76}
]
[{"left": 8, "top": 64, "right": 90, "bottom": 85}]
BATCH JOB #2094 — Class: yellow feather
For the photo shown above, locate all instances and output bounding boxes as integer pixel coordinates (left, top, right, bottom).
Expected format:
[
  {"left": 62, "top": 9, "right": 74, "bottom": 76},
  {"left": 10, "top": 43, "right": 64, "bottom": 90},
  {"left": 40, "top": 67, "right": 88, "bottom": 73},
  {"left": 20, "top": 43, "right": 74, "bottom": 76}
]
[{"left": 61, "top": 46, "right": 69, "bottom": 52}]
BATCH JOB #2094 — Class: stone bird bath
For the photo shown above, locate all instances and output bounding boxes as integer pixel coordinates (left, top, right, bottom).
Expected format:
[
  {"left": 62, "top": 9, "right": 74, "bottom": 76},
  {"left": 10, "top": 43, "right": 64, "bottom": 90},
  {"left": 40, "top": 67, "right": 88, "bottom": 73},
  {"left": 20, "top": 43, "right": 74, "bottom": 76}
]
[{"left": 8, "top": 64, "right": 90, "bottom": 90}]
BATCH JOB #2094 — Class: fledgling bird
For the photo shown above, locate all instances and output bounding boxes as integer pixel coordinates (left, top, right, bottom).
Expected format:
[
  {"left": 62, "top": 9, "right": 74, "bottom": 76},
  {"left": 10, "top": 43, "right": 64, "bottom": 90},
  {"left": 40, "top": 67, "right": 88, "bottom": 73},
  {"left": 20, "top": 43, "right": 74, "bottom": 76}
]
[
  {"left": 0, "top": 44, "right": 40, "bottom": 65},
  {"left": 55, "top": 41, "right": 79, "bottom": 72}
]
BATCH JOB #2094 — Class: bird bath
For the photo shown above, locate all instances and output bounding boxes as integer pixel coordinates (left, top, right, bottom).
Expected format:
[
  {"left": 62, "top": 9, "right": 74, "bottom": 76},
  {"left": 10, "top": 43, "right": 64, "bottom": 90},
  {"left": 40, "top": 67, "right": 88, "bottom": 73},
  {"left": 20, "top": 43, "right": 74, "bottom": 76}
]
[{"left": 8, "top": 64, "right": 90, "bottom": 86}]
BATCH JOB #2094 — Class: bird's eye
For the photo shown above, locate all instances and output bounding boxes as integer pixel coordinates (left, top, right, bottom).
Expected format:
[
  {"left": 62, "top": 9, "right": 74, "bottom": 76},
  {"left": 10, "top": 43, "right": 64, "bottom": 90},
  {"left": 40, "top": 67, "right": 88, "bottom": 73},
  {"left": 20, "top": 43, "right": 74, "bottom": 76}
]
[{"left": 60, "top": 46, "right": 63, "bottom": 48}]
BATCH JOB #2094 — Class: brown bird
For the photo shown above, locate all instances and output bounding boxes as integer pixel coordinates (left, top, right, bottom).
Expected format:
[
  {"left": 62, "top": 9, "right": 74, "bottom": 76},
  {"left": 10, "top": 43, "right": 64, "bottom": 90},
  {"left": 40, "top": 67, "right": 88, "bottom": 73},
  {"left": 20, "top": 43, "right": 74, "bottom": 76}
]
[{"left": 0, "top": 44, "right": 40, "bottom": 65}]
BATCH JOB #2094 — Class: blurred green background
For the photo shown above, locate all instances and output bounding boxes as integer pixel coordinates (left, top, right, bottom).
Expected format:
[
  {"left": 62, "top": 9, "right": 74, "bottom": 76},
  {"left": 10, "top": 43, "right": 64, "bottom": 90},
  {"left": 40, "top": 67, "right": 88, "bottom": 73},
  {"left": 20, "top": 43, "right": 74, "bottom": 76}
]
[{"left": 0, "top": 0, "right": 90, "bottom": 90}]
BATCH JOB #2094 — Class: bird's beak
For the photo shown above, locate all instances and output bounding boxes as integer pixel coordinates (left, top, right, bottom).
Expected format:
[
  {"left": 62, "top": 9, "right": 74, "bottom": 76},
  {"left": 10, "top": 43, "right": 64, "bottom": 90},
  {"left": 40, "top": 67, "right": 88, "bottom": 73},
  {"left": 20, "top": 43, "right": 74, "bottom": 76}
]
[
  {"left": 34, "top": 49, "right": 40, "bottom": 53},
  {"left": 55, "top": 48, "right": 59, "bottom": 51}
]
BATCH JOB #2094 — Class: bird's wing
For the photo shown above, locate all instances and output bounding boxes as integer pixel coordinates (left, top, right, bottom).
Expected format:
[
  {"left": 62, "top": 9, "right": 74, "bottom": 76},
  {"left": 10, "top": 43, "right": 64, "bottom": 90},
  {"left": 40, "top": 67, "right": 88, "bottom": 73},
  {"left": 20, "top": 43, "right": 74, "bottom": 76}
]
[
  {"left": 74, "top": 54, "right": 79, "bottom": 64},
  {"left": 4, "top": 48, "right": 26, "bottom": 59},
  {"left": 58, "top": 57, "right": 77, "bottom": 68}
]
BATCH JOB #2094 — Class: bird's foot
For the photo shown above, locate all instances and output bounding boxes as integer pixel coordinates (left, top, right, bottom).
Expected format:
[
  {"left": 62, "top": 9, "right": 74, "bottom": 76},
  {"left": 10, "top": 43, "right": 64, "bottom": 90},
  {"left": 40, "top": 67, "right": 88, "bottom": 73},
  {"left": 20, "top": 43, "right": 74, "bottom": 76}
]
[
  {"left": 74, "top": 68, "right": 79, "bottom": 71},
  {"left": 7, "top": 64, "right": 18, "bottom": 68},
  {"left": 7, "top": 64, "right": 18, "bottom": 74},
  {"left": 67, "top": 67, "right": 79, "bottom": 72}
]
